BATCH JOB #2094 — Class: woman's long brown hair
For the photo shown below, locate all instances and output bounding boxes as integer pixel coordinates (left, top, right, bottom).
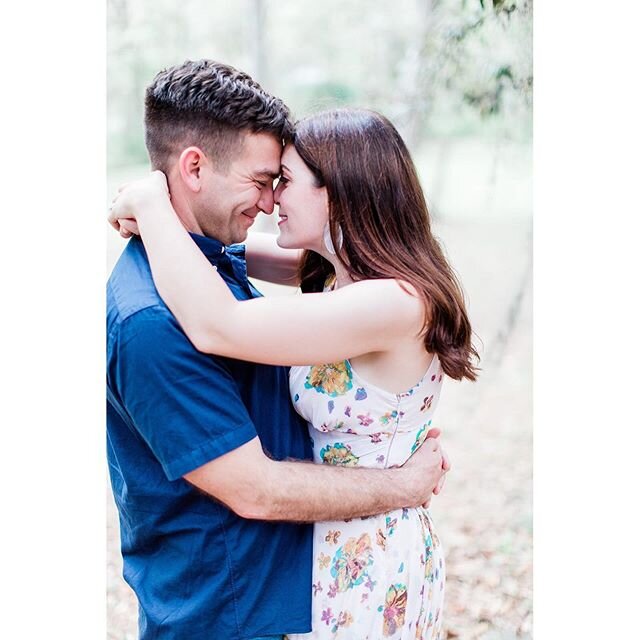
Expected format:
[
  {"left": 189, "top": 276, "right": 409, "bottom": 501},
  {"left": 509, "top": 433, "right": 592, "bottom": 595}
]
[{"left": 294, "top": 108, "right": 479, "bottom": 381}]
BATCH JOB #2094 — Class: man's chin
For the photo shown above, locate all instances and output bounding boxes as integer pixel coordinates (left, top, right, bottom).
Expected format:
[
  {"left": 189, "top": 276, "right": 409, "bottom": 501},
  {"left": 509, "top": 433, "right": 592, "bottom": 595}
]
[{"left": 230, "top": 230, "right": 250, "bottom": 245}]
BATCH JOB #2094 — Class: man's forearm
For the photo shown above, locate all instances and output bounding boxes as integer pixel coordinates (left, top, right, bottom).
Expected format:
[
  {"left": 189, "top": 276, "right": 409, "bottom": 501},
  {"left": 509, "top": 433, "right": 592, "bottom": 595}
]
[
  {"left": 242, "top": 458, "right": 430, "bottom": 522},
  {"left": 185, "top": 436, "right": 443, "bottom": 523}
]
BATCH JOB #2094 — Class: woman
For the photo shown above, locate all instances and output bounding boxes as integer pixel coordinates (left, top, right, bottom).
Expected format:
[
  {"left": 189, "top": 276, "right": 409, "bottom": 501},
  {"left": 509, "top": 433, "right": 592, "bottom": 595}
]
[{"left": 110, "top": 108, "right": 478, "bottom": 639}]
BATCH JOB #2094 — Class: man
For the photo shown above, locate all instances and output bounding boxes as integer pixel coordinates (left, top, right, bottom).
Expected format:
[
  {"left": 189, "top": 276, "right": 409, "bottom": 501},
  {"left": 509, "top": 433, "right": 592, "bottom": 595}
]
[{"left": 107, "top": 59, "right": 447, "bottom": 640}]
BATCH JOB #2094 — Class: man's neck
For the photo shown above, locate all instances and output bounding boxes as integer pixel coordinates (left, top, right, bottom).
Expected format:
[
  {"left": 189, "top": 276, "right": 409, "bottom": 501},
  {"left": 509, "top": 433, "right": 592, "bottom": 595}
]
[
  {"left": 164, "top": 174, "right": 229, "bottom": 245},
  {"left": 167, "top": 186, "right": 204, "bottom": 236}
]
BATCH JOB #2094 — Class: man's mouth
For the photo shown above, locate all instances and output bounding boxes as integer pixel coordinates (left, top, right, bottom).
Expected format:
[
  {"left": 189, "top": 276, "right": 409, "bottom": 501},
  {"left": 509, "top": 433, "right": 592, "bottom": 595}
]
[{"left": 241, "top": 212, "right": 257, "bottom": 224}]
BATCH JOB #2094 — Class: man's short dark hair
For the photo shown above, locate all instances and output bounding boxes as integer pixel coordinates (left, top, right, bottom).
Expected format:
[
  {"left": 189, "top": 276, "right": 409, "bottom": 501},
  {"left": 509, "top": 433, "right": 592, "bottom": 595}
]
[{"left": 144, "top": 59, "right": 293, "bottom": 172}]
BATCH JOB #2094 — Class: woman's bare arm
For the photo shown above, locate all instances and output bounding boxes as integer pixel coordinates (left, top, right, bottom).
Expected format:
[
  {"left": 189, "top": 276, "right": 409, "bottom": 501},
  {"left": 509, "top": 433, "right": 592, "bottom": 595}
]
[
  {"left": 244, "top": 231, "right": 302, "bottom": 286},
  {"left": 109, "top": 172, "right": 425, "bottom": 366}
]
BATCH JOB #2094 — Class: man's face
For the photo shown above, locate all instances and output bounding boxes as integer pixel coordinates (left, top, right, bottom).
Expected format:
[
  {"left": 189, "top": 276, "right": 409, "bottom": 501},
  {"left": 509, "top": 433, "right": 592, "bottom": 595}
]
[{"left": 196, "top": 132, "right": 282, "bottom": 244}]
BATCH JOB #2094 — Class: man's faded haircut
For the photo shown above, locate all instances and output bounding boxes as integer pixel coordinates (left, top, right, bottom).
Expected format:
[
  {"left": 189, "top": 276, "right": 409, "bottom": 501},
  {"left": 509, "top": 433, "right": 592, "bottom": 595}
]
[{"left": 144, "top": 59, "right": 294, "bottom": 173}]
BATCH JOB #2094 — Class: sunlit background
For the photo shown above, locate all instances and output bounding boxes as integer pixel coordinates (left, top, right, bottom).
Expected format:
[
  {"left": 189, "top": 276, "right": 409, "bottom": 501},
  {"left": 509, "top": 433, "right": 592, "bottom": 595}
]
[{"left": 107, "top": 1, "right": 532, "bottom": 638}]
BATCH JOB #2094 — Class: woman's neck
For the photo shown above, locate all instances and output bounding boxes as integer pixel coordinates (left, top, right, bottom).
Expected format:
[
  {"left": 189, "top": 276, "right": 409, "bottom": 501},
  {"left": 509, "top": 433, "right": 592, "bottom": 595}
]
[{"left": 325, "top": 254, "right": 355, "bottom": 290}]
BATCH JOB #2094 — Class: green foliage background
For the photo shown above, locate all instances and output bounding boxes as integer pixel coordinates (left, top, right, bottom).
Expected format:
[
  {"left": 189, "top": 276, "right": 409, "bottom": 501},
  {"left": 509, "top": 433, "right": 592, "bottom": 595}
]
[{"left": 108, "top": 0, "right": 532, "bottom": 170}]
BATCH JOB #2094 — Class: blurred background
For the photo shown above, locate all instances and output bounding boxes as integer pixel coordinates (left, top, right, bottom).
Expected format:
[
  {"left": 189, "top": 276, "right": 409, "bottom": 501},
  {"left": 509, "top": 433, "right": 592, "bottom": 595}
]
[{"left": 107, "top": 1, "right": 532, "bottom": 638}]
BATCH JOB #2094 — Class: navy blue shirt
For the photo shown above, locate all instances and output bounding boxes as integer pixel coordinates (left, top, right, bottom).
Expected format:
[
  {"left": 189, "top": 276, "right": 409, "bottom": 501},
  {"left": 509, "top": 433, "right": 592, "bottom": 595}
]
[{"left": 107, "top": 234, "right": 313, "bottom": 640}]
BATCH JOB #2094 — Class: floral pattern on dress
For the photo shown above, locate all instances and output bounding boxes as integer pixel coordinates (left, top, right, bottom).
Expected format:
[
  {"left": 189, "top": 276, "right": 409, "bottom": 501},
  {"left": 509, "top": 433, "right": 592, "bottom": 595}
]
[
  {"left": 320, "top": 443, "right": 360, "bottom": 466},
  {"left": 287, "top": 354, "right": 446, "bottom": 639},
  {"left": 334, "top": 611, "right": 353, "bottom": 632},
  {"left": 380, "top": 409, "right": 403, "bottom": 425},
  {"left": 381, "top": 583, "right": 408, "bottom": 637},
  {"left": 330, "top": 533, "right": 374, "bottom": 592},
  {"left": 411, "top": 425, "right": 428, "bottom": 454},
  {"left": 305, "top": 361, "right": 353, "bottom": 397}
]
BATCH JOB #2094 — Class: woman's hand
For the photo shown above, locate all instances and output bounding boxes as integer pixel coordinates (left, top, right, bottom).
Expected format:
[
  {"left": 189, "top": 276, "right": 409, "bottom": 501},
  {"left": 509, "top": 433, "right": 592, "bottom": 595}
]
[{"left": 108, "top": 170, "right": 170, "bottom": 238}]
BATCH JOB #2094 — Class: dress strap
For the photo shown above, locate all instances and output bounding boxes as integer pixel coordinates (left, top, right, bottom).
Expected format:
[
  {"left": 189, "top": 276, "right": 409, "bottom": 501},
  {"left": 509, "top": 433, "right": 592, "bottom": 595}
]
[{"left": 323, "top": 273, "right": 338, "bottom": 292}]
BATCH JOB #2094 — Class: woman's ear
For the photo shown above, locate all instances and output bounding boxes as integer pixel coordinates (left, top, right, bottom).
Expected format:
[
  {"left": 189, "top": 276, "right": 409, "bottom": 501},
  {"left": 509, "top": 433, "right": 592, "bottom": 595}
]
[{"left": 177, "top": 146, "right": 206, "bottom": 192}]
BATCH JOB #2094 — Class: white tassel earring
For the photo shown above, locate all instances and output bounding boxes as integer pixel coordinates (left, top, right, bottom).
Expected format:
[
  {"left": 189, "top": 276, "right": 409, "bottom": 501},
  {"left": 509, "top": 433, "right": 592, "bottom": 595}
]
[{"left": 323, "top": 222, "right": 343, "bottom": 256}]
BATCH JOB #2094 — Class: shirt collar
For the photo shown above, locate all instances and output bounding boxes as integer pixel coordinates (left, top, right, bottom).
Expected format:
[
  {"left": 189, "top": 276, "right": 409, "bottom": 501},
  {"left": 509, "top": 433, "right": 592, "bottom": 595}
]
[{"left": 189, "top": 233, "right": 246, "bottom": 262}]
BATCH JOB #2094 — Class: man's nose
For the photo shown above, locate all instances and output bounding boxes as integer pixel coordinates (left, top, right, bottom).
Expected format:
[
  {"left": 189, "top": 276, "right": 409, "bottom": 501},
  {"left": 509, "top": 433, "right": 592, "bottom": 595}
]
[
  {"left": 273, "top": 182, "right": 283, "bottom": 205},
  {"left": 258, "top": 186, "right": 275, "bottom": 215}
]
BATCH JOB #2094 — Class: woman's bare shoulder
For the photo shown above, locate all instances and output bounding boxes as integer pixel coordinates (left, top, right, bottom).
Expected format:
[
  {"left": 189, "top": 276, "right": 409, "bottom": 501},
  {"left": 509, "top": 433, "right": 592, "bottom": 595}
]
[{"left": 337, "top": 278, "right": 425, "bottom": 327}]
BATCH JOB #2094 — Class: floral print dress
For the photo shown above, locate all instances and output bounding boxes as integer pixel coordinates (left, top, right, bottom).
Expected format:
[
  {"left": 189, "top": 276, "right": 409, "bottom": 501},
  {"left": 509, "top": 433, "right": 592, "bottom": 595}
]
[{"left": 285, "top": 355, "right": 446, "bottom": 640}]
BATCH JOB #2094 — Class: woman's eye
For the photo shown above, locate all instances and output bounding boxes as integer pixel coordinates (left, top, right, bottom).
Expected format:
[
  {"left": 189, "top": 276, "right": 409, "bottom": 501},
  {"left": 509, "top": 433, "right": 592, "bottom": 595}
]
[{"left": 278, "top": 176, "right": 289, "bottom": 186}]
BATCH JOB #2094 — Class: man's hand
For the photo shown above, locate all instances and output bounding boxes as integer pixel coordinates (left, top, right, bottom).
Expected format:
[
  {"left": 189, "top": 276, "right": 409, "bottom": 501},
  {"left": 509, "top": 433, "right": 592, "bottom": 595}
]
[
  {"left": 403, "top": 435, "right": 445, "bottom": 507},
  {"left": 403, "top": 427, "right": 452, "bottom": 508},
  {"left": 427, "top": 428, "right": 451, "bottom": 497}
]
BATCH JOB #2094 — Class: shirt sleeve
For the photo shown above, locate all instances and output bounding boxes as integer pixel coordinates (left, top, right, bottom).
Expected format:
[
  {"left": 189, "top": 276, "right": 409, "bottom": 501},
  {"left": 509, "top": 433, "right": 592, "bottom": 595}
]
[{"left": 110, "top": 306, "right": 258, "bottom": 481}]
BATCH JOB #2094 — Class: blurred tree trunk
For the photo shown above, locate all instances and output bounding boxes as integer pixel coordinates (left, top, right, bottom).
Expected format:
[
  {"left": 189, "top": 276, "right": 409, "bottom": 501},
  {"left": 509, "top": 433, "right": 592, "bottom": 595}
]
[
  {"left": 109, "top": 0, "right": 128, "bottom": 27},
  {"left": 396, "top": 0, "right": 438, "bottom": 149},
  {"left": 250, "top": 0, "right": 268, "bottom": 87}
]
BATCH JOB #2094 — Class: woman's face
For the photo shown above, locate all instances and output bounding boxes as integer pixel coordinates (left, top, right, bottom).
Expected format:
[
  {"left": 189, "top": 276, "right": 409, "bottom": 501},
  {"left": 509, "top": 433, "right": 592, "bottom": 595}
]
[{"left": 274, "top": 144, "right": 329, "bottom": 251}]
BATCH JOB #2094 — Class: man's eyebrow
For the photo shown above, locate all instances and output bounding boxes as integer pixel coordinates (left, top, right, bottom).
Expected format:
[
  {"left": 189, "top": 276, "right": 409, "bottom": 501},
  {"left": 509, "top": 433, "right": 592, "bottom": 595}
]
[{"left": 253, "top": 168, "right": 280, "bottom": 180}]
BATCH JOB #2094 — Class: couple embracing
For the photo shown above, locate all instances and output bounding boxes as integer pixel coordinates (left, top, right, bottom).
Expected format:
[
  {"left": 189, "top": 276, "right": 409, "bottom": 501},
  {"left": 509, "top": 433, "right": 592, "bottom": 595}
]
[{"left": 107, "top": 58, "right": 477, "bottom": 640}]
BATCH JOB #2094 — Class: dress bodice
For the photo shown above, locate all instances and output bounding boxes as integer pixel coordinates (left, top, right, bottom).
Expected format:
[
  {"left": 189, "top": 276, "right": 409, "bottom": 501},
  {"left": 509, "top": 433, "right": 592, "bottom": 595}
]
[{"left": 289, "top": 355, "right": 444, "bottom": 470}]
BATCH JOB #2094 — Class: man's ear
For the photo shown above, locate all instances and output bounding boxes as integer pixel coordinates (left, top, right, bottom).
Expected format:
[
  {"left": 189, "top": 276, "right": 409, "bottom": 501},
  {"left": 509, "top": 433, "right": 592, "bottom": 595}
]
[{"left": 177, "top": 146, "right": 207, "bottom": 192}]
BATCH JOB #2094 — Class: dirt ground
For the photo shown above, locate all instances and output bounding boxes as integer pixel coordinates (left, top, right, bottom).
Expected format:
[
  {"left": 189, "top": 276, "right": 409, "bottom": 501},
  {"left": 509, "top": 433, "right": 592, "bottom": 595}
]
[{"left": 106, "top": 215, "right": 532, "bottom": 639}]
